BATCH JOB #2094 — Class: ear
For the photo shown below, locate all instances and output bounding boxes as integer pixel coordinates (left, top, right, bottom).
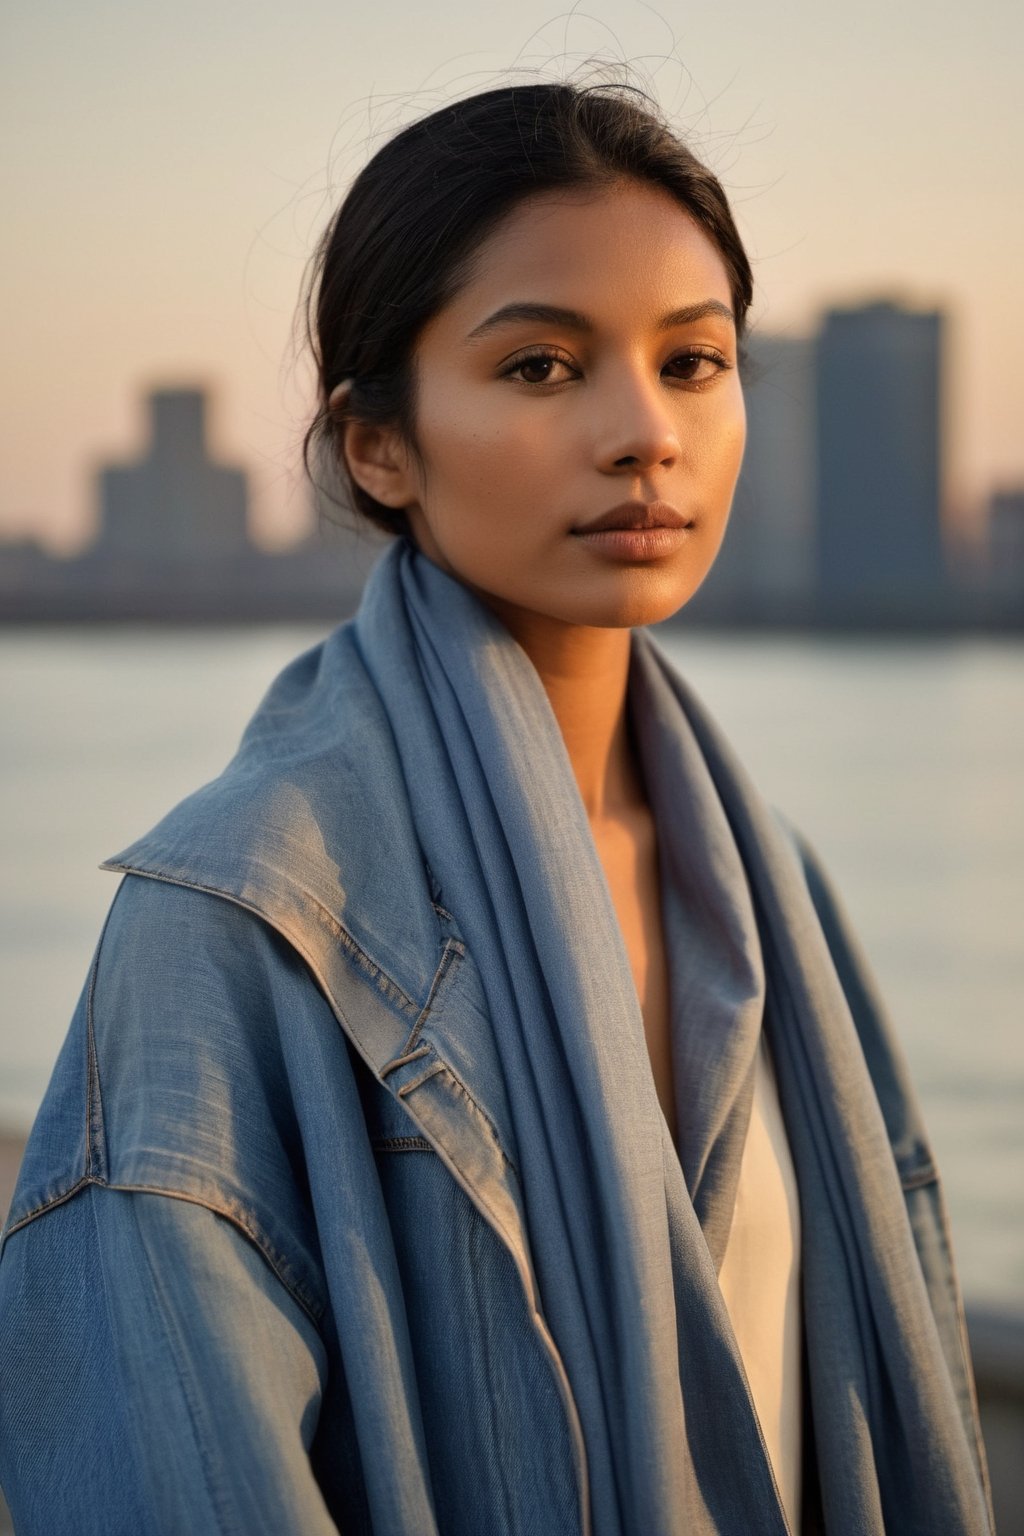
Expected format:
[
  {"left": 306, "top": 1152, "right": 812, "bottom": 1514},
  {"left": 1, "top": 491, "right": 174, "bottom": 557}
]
[{"left": 341, "top": 418, "right": 420, "bottom": 510}]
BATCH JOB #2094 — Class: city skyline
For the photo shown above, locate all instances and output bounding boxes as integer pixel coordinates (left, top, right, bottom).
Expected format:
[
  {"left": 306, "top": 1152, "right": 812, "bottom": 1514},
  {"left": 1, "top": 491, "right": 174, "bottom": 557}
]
[
  {"left": 1, "top": 1, "right": 1021, "bottom": 555},
  {"left": 3, "top": 293, "right": 1020, "bottom": 574},
  {"left": 5, "top": 296, "right": 1021, "bottom": 629}
]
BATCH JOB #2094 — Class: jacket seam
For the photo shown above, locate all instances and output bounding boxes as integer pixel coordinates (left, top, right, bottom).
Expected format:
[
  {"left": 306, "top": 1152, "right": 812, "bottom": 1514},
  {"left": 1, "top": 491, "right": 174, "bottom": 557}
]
[
  {"left": 3, "top": 1175, "right": 95, "bottom": 1247},
  {"left": 383, "top": 939, "right": 521, "bottom": 1181},
  {"left": 379, "top": 1042, "right": 431, "bottom": 1078},
  {"left": 82, "top": 892, "right": 123, "bottom": 1183},
  {"left": 399, "top": 935, "right": 465, "bottom": 1057},
  {"left": 100, "top": 862, "right": 421, "bottom": 1017},
  {"left": 84, "top": 958, "right": 98, "bottom": 1180},
  {"left": 101, "top": 867, "right": 520, "bottom": 1186},
  {"left": 371, "top": 1136, "right": 435, "bottom": 1152},
  {"left": 88, "top": 868, "right": 523, "bottom": 1305},
  {"left": 397, "top": 1060, "right": 447, "bottom": 1097},
  {"left": 2, "top": 1176, "right": 325, "bottom": 1329},
  {"left": 85, "top": 935, "right": 109, "bottom": 1182},
  {"left": 403, "top": 1058, "right": 521, "bottom": 1184}
]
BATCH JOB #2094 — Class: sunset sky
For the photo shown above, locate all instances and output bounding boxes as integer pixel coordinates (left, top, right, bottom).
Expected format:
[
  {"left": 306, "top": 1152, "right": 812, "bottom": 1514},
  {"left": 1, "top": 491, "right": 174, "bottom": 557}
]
[{"left": 3, "top": 0, "right": 1021, "bottom": 553}]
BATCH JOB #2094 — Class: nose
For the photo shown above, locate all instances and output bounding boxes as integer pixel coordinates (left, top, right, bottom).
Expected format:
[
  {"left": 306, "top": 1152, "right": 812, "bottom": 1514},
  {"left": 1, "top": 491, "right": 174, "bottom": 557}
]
[{"left": 594, "top": 370, "right": 682, "bottom": 473}]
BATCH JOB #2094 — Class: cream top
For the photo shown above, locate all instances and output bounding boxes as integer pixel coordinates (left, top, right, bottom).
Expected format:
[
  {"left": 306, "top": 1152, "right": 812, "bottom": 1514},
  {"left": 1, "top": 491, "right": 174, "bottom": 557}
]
[{"left": 717, "top": 1035, "right": 804, "bottom": 1534}]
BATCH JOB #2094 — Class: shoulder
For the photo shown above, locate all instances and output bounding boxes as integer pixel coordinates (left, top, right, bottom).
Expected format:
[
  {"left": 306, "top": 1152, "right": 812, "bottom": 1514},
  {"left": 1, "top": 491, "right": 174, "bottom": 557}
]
[
  {"left": 4, "top": 874, "right": 349, "bottom": 1319},
  {"left": 95, "top": 868, "right": 318, "bottom": 1057},
  {"left": 101, "top": 617, "right": 442, "bottom": 1008}
]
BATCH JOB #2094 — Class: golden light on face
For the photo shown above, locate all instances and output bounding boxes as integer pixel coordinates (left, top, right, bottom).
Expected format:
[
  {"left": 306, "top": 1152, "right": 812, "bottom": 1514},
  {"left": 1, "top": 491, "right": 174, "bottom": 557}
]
[{"left": 358, "top": 179, "right": 746, "bottom": 633}]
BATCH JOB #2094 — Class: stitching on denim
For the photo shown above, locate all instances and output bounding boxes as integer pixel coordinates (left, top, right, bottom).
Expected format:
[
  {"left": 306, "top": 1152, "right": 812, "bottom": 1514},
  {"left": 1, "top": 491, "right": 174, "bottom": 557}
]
[
  {"left": 84, "top": 949, "right": 106, "bottom": 1181},
  {"left": 396, "top": 1060, "right": 446, "bottom": 1097},
  {"left": 83, "top": 894, "right": 122, "bottom": 1181},
  {"left": 399, "top": 935, "right": 465, "bottom": 1058},
  {"left": 2, "top": 1176, "right": 325, "bottom": 1330},
  {"left": 84, "top": 964, "right": 97, "bottom": 1181},
  {"left": 370, "top": 1136, "right": 434, "bottom": 1152},
  {"left": 100, "top": 863, "right": 419, "bottom": 1016},
  {"left": 102, "top": 1183, "right": 326, "bottom": 1329},
  {"left": 379, "top": 1042, "right": 431, "bottom": 1079},
  {"left": 94, "top": 868, "right": 443, "bottom": 1187},
  {"left": 385, "top": 936, "right": 522, "bottom": 1182},
  {"left": 2, "top": 1176, "right": 94, "bottom": 1249},
  {"left": 441, "top": 1067, "right": 520, "bottom": 1181},
  {"left": 399, "top": 1059, "right": 521, "bottom": 1183}
]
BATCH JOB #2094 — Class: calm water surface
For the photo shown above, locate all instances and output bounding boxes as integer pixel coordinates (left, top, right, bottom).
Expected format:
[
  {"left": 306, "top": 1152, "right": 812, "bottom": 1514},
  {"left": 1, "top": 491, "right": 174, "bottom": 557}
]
[{"left": 1, "top": 625, "right": 1021, "bottom": 1308}]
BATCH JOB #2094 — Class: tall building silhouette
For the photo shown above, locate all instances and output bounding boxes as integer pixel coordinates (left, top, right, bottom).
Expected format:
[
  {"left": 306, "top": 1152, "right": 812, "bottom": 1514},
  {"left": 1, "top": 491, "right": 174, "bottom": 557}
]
[
  {"left": 815, "top": 301, "right": 946, "bottom": 611},
  {"left": 987, "top": 488, "right": 1024, "bottom": 599},
  {"left": 710, "top": 334, "right": 816, "bottom": 613},
  {"left": 97, "top": 388, "right": 248, "bottom": 562}
]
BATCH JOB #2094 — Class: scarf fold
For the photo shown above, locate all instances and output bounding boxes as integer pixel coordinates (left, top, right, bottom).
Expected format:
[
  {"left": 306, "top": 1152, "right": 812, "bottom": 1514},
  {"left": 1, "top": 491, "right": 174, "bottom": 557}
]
[{"left": 354, "top": 540, "right": 991, "bottom": 1536}]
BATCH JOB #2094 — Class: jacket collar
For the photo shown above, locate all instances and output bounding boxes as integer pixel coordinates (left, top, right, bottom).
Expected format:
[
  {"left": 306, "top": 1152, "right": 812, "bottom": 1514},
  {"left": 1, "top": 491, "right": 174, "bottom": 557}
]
[
  {"left": 100, "top": 619, "right": 532, "bottom": 1273},
  {"left": 104, "top": 624, "right": 439, "bottom": 1002}
]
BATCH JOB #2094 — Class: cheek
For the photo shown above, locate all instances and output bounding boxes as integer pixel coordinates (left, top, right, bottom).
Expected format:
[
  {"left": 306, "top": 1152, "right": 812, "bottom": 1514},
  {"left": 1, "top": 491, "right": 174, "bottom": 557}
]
[
  {"left": 415, "top": 390, "right": 495, "bottom": 487},
  {"left": 695, "top": 396, "right": 746, "bottom": 494},
  {"left": 416, "top": 391, "right": 556, "bottom": 518}
]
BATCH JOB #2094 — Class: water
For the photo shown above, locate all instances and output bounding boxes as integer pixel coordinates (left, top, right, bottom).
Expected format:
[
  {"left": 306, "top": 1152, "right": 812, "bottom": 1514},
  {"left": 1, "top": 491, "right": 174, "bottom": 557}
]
[{"left": 1, "top": 626, "right": 1021, "bottom": 1309}]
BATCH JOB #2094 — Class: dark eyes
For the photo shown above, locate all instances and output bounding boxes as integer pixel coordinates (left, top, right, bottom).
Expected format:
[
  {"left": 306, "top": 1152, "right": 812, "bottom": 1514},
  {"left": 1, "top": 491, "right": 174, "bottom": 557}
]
[
  {"left": 663, "top": 350, "right": 730, "bottom": 384},
  {"left": 499, "top": 346, "right": 732, "bottom": 388},
  {"left": 510, "top": 353, "right": 572, "bottom": 385}
]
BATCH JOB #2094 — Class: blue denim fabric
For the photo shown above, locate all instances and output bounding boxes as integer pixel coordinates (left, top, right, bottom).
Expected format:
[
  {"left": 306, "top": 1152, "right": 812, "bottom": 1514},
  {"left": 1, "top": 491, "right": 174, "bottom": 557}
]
[
  {"left": 1, "top": 875, "right": 580, "bottom": 1535},
  {"left": 0, "top": 545, "right": 991, "bottom": 1534}
]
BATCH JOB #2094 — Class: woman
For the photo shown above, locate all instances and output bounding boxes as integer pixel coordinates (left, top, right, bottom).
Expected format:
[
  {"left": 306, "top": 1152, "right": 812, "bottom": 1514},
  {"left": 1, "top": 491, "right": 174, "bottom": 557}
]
[{"left": 0, "top": 81, "right": 993, "bottom": 1535}]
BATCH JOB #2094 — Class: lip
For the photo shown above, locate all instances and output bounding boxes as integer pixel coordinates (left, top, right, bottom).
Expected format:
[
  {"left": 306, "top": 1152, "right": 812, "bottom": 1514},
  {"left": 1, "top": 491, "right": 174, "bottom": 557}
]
[
  {"left": 573, "top": 499, "right": 693, "bottom": 535},
  {"left": 571, "top": 500, "right": 695, "bottom": 561}
]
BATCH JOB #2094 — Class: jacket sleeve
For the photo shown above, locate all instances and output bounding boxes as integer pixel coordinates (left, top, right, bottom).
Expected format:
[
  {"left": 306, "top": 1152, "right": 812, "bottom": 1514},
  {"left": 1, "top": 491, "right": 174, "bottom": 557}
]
[
  {"left": 0, "top": 1182, "right": 341, "bottom": 1536},
  {"left": 0, "top": 872, "right": 360, "bottom": 1535}
]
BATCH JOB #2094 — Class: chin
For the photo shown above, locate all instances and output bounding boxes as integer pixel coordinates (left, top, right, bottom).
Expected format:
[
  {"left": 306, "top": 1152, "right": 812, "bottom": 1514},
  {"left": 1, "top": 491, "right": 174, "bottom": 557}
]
[{"left": 559, "top": 564, "right": 714, "bottom": 630}]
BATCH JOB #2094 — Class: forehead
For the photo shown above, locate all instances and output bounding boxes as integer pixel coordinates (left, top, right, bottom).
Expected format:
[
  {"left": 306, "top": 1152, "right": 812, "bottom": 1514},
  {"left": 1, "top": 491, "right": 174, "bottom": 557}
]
[{"left": 442, "top": 179, "right": 735, "bottom": 333}]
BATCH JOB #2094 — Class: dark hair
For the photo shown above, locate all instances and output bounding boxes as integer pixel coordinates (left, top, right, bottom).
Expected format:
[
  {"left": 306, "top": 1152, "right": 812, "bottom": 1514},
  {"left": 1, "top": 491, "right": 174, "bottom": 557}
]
[{"left": 303, "top": 80, "right": 754, "bottom": 537}]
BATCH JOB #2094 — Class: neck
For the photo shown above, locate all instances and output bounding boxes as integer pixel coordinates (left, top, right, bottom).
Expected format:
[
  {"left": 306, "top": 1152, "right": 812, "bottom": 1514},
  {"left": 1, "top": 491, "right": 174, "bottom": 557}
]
[{"left": 483, "top": 601, "right": 643, "bottom": 819}]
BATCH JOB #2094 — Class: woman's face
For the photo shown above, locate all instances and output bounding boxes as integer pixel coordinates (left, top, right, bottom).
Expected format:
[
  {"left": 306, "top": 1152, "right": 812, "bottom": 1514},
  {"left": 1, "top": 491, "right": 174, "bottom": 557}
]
[{"left": 353, "top": 178, "right": 746, "bottom": 632}]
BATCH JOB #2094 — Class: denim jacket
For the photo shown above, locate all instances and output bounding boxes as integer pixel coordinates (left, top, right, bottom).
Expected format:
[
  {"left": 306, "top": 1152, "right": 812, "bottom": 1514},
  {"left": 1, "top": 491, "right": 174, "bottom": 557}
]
[{"left": 0, "top": 622, "right": 983, "bottom": 1536}]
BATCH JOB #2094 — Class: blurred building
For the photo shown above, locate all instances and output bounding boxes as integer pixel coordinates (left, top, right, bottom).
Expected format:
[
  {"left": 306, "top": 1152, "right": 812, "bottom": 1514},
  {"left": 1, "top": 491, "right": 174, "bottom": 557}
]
[
  {"left": 1, "top": 369, "right": 1020, "bottom": 630},
  {"left": 97, "top": 390, "right": 248, "bottom": 563},
  {"left": 815, "top": 301, "right": 947, "bottom": 618},
  {"left": 0, "top": 385, "right": 385, "bottom": 622},
  {"left": 706, "top": 334, "right": 817, "bottom": 620},
  {"left": 986, "top": 487, "right": 1024, "bottom": 599}
]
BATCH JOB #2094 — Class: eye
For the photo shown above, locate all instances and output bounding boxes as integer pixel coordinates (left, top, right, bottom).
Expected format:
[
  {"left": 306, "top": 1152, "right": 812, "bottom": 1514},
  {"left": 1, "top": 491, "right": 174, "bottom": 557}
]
[
  {"left": 500, "top": 348, "right": 578, "bottom": 386},
  {"left": 662, "top": 348, "right": 731, "bottom": 386}
]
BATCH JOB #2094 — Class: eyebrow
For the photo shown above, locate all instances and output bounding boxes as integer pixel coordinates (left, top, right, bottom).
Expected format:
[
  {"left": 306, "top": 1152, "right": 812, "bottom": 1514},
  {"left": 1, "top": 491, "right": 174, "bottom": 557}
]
[{"left": 465, "top": 298, "right": 735, "bottom": 341}]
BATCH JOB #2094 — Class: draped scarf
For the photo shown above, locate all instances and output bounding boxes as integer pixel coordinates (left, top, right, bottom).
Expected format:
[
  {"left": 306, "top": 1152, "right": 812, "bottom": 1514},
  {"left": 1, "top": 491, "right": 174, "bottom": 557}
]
[{"left": 354, "top": 539, "right": 991, "bottom": 1536}]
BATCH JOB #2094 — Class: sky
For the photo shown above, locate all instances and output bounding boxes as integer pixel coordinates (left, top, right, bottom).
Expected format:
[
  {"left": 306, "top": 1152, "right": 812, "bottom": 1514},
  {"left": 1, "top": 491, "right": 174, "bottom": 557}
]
[{"left": 2, "top": 0, "right": 1021, "bottom": 553}]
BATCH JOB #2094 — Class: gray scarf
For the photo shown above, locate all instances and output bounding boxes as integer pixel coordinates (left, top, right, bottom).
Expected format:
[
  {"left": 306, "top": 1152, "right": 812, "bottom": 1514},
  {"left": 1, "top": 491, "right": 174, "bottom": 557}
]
[{"left": 355, "top": 540, "right": 992, "bottom": 1534}]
